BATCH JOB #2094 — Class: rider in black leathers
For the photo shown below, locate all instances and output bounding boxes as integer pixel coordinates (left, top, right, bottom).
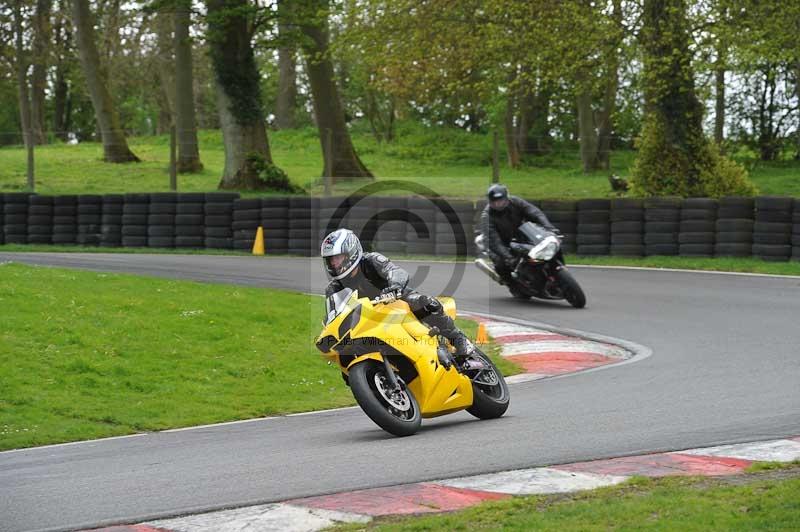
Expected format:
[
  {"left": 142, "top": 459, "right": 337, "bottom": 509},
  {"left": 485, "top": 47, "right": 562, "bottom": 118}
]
[
  {"left": 322, "top": 229, "right": 474, "bottom": 367},
  {"left": 480, "top": 184, "right": 558, "bottom": 284}
]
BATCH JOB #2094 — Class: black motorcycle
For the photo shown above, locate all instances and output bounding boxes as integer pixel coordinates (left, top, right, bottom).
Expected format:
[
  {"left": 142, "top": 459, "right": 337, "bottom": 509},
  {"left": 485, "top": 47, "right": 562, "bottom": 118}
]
[{"left": 475, "top": 222, "right": 587, "bottom": 308}]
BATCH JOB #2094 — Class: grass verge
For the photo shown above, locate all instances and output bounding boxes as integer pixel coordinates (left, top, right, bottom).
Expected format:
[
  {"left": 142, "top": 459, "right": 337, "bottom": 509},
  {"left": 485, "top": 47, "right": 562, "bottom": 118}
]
[
  {"left": 0, "top": 263, "right": 518, "bottom": 451},
  {"left": 1, "top": 125, "right": 798, "bottom": 198},
  {"left": 332, "top": 465, "right": 800, "bottom": 531}
]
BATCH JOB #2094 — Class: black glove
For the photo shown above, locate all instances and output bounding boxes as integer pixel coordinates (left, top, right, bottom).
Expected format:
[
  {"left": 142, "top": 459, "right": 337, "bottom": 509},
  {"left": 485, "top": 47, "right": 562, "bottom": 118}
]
[
  {"left": 380, "top": 284, "right": 403, "bottom": 298},
  {"left": 504, "top": 256, "right": 518, "bottom": 269}
]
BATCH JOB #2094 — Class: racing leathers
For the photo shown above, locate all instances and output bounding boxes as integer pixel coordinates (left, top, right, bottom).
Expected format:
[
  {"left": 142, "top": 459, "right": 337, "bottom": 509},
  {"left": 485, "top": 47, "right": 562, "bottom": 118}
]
[
  {"left": 480, "top": 196, "right": 557, "bottom": 283},
  {"left": 324, "top": 251, "right": 473, "bottom": 365}
]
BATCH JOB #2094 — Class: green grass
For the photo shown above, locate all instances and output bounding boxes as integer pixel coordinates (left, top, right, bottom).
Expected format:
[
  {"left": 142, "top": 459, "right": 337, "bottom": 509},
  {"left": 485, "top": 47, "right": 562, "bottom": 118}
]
[
  {"left": 566, "top": 254, "right": 800, "bottom": 276},
  {"left": 0, "top": 262, "right": 518, "bottom": 450},
  {"left": 333, "top": 468, "right": 800, "bottom": 531},
  {"left": 1, "top": 124, "right": 798, "bottom": 198}
]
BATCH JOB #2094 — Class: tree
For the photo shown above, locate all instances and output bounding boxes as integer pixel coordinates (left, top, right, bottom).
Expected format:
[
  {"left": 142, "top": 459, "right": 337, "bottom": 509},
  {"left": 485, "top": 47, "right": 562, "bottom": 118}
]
[
  {"left": 298, "top": 0, "right": 373, "bottom": 180},
  {"left": 207, "top": 0, "right": 284, "bottom": 189},
  {"left": 13, "top": 0, "right": 34, "bottom": 154},
  {"left": 71, "top": 0, "right": 140, "bottom": 162},
  {"left": 631, "top": 0, "right": 754, "bottom": 197},
  {"left": 30, "top": 0, "right": 51, "bottom": 145},
  {"left": 173, "top": 0, "right": 203, "bottom": 172},
  {"left": 275, "top": 0, "right": 297, "bottom": 130}
]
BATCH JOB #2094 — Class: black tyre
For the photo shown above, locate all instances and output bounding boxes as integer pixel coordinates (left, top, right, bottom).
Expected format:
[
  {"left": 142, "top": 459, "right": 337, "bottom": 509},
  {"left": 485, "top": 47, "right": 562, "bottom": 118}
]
[
  {"left": 678, "top": 232, "right": 715, "bottom": 244},
  {"left": 645, "top": 209, "right": 680, "bottom": 222},
  {"left": 576, "top": 244, "right": 609, "bottom": 255},
  {"left": 348, "top": 360, "right": 422, "bottom": 436},
  {"left": 557, "top": 268, "right": 586, "bottom": 308},
  {"left": 577, "top": 234, "right": 610, "bottom": 245},
  {"left": 611, "top": 233, "right": 642, "bottom": 245},
  {"left": 610, "top": 244, "right": 645, "bottom": 256},
  {"left": 464, "top": 349, "right": 510, "bottom": 420}
]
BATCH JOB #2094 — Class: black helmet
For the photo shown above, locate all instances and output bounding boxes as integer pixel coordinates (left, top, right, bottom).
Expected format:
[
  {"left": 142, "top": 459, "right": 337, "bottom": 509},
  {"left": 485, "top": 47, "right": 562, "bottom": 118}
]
[
  {"left": 487, "top": 184, "right": 510, "bottom": 211},
  {"left": 321, "top": 228, "right": 363, "bottom": 280}
]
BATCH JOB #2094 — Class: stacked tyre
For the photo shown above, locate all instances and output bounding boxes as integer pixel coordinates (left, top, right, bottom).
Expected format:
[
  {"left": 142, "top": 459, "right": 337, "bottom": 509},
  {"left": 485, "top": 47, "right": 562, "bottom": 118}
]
[
  {"left": 793, "top": 199, "right": 800, "bottom": 261},
  {"left": 52, "top": 195, "right": 78, "bottom": 245},
  {"left": 576, "top": 199, "right": 610, "bottom": 255},
  {"left": 644, "top": 197, "right": 681, "bottom": 256},
  {"left": 122, "top": 194, "right": 149, "bottom": 248},
  {"left": 28, "top": 195, "right": 53, "bottom": 244},
  {"left": 232, "top": 198, "right": 263, "bottom": 251},
  {"left": 318, "top": 196, "right": 347, "bottom": 242},
  {"left": 343, "top": 196, "right": 378, "bottom": 252},
  {"left": 174, "top": 193, "right": 206, "bottom": 248},
  {"left": 262, "top": 197, "right": 289, "bottom": 254},
  {"left": 752, "top": 196, "right": 793, "bottom": 261},
  {"left": 3, "top": 193, "right": 32, "bottom": 244},
  {"left": 288, "top": 197, "right": 319, "bottom": 256},
  {"left": 77, "top": 195, "right": 103, "bottom": 246},
  {"left": 610, "top": 199, "right": 644, "bottom": 256},
  {"left": 679, "top": 198, "right": 717, "bottom": 257},
  {"left": 434, "top": 199, "right": 473, "bottom": 257},
  {"left": 204, "top": 193, "right": 237, "bottom": 249},
  {"left": 714, "top": 197, "right": 754, "bottom": 257},
  {"left": 147, "top": 193, "right": 177, "bottom": 248},
  {"left": 540, "top": 200, "right": 578, "bottom": 254},
  {"left": 406, "top": 197, "right": 437, "bottom": 255},
  {"left": 101, "top": 195, "right": 124, "bottom": 247},
  {"left": 374, "top": 196, "right": 408, "bottom": 254}
]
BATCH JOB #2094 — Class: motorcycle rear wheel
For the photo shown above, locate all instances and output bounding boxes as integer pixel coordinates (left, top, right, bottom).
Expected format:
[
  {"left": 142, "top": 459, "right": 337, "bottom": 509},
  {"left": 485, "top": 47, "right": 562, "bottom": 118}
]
[
  {"left": 465, "top": 350, "right": 510, "bottom": 420},
  {"left": 557, "top": 268, "right": 586, "bottom": 308},
  {"left": 349, "top": 360, "right": 422, "bottom": 437}
]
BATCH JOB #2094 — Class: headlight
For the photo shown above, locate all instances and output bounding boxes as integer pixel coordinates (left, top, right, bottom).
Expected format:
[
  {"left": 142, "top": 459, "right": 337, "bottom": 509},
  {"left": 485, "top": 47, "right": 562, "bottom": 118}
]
[{"left": 528, "top": 237, "right": 560, "bottom": 261}]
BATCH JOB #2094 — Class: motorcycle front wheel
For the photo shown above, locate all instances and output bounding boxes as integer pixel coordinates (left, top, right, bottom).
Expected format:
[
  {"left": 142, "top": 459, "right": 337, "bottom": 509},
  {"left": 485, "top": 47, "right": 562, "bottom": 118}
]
[
  {"left": 464, "top": 350, "right": 510, "bottom": 420},
  {"left": 349, "top": 360, "right": 422, "bottom": 437},
  {"left": 557, "top": 268, "right": 587, "bottom": 308}
]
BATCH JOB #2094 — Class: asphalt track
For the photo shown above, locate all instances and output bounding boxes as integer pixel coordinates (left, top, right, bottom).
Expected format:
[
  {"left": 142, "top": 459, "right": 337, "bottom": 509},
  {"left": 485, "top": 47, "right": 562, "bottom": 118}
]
[{"left": 1, "top": 252, "right": 799, "bottom": 532}]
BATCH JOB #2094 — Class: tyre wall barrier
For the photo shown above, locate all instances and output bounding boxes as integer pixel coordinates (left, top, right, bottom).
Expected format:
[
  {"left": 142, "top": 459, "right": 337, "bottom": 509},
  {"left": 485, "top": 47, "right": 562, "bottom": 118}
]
[{"left": 1, "top": 193, "right": 798, "bottom": 261}]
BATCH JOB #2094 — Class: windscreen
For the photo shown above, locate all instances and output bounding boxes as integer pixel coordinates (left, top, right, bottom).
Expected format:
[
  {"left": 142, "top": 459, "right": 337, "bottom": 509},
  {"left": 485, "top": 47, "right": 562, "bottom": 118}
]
[
  {"left": 324, "top": 288, "right": 358, "bottom": 326},
  {"left": 516, "top": 221, "right": 549, "bottom": 245}
]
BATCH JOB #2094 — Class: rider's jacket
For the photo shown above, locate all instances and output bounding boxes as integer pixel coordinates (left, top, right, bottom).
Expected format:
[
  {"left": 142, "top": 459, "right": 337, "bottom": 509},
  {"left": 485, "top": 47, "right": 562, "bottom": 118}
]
[
  {"left": 325, "top": 252, "right": 409, "bottom": 300},
  {"left": 480, "top": 196, "right": 556, "bottom": 261}
]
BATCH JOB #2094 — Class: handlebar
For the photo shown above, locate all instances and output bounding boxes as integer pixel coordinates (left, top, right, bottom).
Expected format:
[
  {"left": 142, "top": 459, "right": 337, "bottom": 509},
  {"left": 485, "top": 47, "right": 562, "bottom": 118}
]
[{"left": 371, "top": 290, "right": 402, "bottom": 305}]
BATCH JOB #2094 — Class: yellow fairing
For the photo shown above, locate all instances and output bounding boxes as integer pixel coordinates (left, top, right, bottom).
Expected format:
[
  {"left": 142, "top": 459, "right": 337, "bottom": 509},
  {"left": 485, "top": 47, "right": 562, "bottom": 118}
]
[{"left": 317, "top": 294, "right": 473, "bottom": 418}]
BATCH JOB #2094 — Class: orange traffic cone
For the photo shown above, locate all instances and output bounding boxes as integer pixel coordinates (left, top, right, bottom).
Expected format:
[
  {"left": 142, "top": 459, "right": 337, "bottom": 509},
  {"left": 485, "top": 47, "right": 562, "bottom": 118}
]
[
  {"left": 252, "top": 226, "right": 265, "bottom": 256},
  {"left": 476, "top": 322, "right": 489, "bottom": 345}
]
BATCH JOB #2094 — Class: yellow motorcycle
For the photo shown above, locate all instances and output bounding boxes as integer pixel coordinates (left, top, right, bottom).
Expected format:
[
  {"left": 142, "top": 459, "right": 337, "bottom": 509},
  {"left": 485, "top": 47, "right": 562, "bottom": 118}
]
[{"left": 315, "top": 288, "right": 509, "bottom": 436}]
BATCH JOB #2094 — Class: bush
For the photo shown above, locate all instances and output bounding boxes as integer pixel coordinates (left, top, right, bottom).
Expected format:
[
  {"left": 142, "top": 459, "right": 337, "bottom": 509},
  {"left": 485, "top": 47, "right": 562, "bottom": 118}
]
[
  {"left": 631, "top": 114, "right": 756, "bottom": 198},
  {"left": 247, "top": 153, "right": 304, "bottom": 193}
]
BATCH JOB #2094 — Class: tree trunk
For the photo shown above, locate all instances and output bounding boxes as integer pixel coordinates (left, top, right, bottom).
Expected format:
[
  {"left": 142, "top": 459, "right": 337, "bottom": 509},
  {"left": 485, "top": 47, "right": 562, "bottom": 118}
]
[
  {"left": 207, "top": 0, "right": 276, "bottom": 190},
  {"left": 52, "top": 13, "right": 70, "bottom": 142},
  {"left": 504, "top": 93, "right": 520, "bottom": 169},
  {"left": 276, "top": 0, "right": 298, "bottom": 131},
  {"left": 796, "top": 61, "right": 800, "bottom": 160},
  {"left": 154, "top": 12, "right": 175, "bottom": 132},
  {"left": 276, "top": 46, "right": 297, "bottom": 129},
  {"left": 173, "top": 2, "right": 203, "bottom": 173},
  {"left": 576, "top": 75, "right": 599, "bottom": 173},
  {"left": 30, "top": 0, "right": 52, "bottom": 145},
  {"left": 71, "top": 0, "right": 139, "bottom": 162},
  {"left": 301, "top": 1, "right": 372, "bottom": 181},
  {"left": 596, "top": 0, "right": 621, "bottom": 170},
  {"left": 714, "top": 43, "right": 726, "bottom": 145},
  {"left": 14, "top": 0, "right": 34, "bottom": 150}
]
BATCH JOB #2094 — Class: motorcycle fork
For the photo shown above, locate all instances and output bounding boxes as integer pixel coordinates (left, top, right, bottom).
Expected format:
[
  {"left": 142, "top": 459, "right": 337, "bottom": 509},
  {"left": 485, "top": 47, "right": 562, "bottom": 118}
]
[{"left": 381, "top": 355, "right": 401, "bottom": 391}]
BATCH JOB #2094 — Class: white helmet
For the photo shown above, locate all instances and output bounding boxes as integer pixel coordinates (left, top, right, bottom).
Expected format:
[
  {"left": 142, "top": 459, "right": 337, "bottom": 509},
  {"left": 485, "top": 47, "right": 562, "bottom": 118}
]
[{"left": 321, "top": 229, "right": 363, "bottom": 280}]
